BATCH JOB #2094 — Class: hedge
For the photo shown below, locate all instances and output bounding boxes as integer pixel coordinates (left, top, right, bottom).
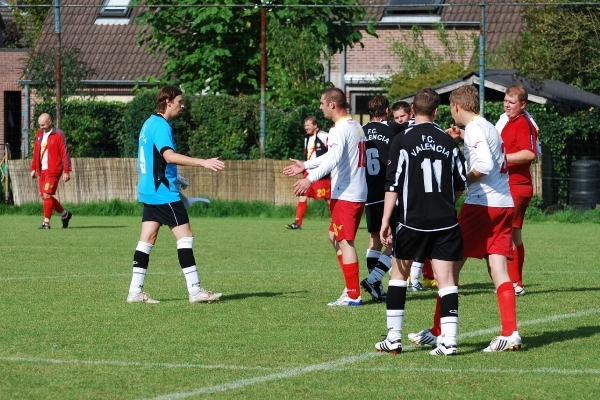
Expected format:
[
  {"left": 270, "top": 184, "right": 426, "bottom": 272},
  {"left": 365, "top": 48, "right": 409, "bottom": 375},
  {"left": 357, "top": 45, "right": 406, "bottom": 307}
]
[{"left": 31, "top": 95, "right": 600, "bottom": 206}]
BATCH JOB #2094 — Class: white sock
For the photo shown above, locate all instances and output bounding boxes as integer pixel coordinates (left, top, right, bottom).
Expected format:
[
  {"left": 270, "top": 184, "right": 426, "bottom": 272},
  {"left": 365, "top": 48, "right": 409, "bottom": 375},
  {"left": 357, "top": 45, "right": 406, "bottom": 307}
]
[
  {"left": 178, "top": 237, "right": 200, "bottom": 296},
  {"left": 61, "top": 210, "right": 68, "bottom": 218},
  {"left": 386, "top": 280, "right": 406, "bottom": 341},
  {"left": 439, "top": 286, "right": 459, "bottom": 346},
  {"left": 410, "top": 261, "right": 424, "bottom": 282},
  {"left": 182, "top": 266, "right": 200, "bottom": 296},
  {"left": 129, "top": 241, "right": 153, "bottom": 294},
  {"left": 367, "top": 254, "right": 392, "bottom": 283},
  {"left": 129, "top": 268, "right": 147, "bottom": 295}
]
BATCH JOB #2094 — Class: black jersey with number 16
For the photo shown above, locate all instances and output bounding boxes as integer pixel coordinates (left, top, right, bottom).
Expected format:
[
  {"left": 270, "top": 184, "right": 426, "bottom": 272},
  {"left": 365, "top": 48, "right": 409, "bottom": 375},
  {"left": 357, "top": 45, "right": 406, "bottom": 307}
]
[
  {"left": 363, "top": 121, "right": 398, "bottom": 204},
  {"left": 386, "top": 121, "right": 467, "bottom": 231}
]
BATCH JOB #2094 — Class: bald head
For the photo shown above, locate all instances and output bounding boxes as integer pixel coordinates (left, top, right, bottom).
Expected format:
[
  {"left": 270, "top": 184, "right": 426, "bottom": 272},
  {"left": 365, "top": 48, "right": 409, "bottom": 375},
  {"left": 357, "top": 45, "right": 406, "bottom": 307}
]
[{"left": 38, "top": 113, "right": 53, "bottom": 132}]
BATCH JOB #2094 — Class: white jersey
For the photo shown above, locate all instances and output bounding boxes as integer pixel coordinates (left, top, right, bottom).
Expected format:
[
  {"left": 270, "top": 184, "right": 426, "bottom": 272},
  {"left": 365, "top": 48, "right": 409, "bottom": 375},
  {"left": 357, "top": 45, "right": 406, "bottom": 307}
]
[
  {"left": 305, "top": 116, "right": 367, "bottom": 202},
  {"left": 463, "top": 116, "right": 514, "bottom": 208},
  {"left": 306, "top": 130, "right": 329, "bottom": 161}
]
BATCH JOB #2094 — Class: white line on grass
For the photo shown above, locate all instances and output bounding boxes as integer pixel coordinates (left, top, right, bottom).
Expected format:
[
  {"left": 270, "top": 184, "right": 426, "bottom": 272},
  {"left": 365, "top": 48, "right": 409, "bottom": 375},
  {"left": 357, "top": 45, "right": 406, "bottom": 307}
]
[{"left": 142, "top": 308, "right": 600, "bottom": 400}]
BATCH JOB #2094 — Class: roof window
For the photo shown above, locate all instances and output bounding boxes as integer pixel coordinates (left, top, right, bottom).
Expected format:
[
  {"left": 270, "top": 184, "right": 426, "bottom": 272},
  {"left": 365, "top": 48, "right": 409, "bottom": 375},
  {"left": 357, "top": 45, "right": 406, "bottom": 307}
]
[{"left": 98, "top": 0, "right": 131, "bottom": 18}]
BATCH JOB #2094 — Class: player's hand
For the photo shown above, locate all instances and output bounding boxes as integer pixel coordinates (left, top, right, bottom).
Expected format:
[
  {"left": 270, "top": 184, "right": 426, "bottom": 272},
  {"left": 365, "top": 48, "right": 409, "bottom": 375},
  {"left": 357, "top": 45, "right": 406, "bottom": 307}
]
[
  {"left": 380, "top": 223, "right": 392, "bottom": 247},
  {"left": 283, "top": 159, "right": 306, "bottom": 176},
  {"left": 30, "top": 170, "right": 37, "bottom": 179},
  {"left": 445, "top": 125, "right": 463, "bottom": 140},
  {"left": 62, "top": 172, "right": 70, "bottom": 182},
  {"left": 293, "top": 178, "right": 311, "bottom": 196},
  {"left": 202, "top": 157, "right": 225, "bottom": 171}
]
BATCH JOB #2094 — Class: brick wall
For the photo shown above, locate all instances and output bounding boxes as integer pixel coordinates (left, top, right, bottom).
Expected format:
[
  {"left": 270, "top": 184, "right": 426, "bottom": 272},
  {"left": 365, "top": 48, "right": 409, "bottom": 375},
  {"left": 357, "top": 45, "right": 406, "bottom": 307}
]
[{"left": 328, "top": 25, "right": 478, "bottom": 109}]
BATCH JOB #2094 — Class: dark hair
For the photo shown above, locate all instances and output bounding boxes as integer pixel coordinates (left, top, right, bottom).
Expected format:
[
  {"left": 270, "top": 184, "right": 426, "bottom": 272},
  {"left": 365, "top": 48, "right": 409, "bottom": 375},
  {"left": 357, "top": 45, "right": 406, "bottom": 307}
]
[
  {"left": 412, "top": 88, "right": 440, "bottom": 117},
  {"left": 322, "top": 88, "right": 347, "bottom": 109},
  {"left": 157, "top": 85, "right": 183, "bottom": 113},
  {"left": 391, "top": 101, "right": 410, "bottom": 113},
  {"left": 368, "top": 95, "right": 390, "bottom": 118}
]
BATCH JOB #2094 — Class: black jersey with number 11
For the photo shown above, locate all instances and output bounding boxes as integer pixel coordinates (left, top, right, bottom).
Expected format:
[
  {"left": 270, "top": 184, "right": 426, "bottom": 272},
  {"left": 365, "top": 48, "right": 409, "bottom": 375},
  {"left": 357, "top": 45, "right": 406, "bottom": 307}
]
[{"left": 386, "top": 121, "right": 467, "bottom": 231}]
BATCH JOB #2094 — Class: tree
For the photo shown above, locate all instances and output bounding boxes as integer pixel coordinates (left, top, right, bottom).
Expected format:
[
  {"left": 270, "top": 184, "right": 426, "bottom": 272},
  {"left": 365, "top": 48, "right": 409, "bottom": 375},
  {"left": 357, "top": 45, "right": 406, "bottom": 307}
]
[
  {"left": 22, "top": 47, "right": 95, "bottom": 102},
  {"left": 10, "top": 0, "right": 51, "bottom": 49},
  {"left": 134, "top": 0, "right": 373, "bottom": 97},
  {"left": 511, "top": 1, "right": 600, "bottom": 93}
]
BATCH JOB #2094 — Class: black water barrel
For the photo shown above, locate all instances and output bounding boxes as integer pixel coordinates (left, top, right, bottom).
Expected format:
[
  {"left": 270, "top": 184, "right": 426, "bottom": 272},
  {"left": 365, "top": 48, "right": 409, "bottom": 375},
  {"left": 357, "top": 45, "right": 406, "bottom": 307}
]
[{"left": 569, "top": 159, "right": 600, "bottom": 210}]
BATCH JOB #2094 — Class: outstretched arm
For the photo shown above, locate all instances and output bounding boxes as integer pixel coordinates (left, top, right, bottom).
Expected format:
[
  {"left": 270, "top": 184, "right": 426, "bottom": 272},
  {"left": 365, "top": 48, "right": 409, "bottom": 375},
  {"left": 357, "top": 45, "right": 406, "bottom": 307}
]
[{"left": 163, "top": 149, "right": 225, "bottom": 171}]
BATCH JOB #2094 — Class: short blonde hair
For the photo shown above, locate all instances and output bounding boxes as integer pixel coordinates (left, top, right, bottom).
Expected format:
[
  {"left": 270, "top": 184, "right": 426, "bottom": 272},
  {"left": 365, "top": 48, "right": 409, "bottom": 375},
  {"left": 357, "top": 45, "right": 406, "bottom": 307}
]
[{"left": 449, "top": 86, "right": 479, "bottom": 114}]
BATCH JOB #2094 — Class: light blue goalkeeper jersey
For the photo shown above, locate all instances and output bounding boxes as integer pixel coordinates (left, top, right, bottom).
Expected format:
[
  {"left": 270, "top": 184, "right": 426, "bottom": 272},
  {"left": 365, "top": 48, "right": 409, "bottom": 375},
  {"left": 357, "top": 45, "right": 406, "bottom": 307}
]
[{"left": 137, "top": 114, "right": 180, "bottom": 204}]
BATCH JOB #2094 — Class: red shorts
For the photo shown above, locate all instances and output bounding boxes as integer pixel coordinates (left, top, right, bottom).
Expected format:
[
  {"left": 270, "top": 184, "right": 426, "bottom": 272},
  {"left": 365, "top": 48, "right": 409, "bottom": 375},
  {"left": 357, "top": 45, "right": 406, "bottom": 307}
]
[
  {"left": 458, "top": 203, "right": 513, "bottom": 259},
  {"left": 510, "top": 184, "right": 533, "bottom": 229},
  {"left": 303, "top": 172, "right": 331, "bottom": 200},
  {"left": 329, "top": 199, "right": 364, "bottom": 241},
  {"left": 38, "top": 170, "right": 61, "bottom": 196}
]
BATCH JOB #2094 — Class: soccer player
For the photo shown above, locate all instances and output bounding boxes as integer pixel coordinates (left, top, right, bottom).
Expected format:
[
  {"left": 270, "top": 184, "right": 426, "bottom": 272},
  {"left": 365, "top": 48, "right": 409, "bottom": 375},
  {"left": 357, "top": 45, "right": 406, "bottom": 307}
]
[
  {"left": 286, "top": 116, "right": 330, "bottom": 230},
  {"left": 411, "top": 85, "right": 522, "bottom": 352},
  {"left": 126, "top": 85, "right": 225, "bottom": 304},
  {"left": 375, "top": 88, "right": 466, "bottom": 356},
  {"left": 283, "top": 88, "right": 367, "bottom": 306},
  {"left": 360, "top": 95, "right": 398, "bottom": 302},
  {"left": 496, "top": 85, "right": 539, "bottom": 296},
  {"left": 30, "top": 113, "right": 73, "bottom": 229},
  {"left": 391, "top": 101, "right": 412, "bottom": 124}
]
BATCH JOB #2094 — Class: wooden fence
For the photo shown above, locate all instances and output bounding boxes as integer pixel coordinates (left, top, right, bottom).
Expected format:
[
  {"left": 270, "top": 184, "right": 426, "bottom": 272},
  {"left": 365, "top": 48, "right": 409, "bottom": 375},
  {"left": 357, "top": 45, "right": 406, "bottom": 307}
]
[
  {"left": 7, "top": 159, "right": 299, "bottom": 206},
  {"left": 6, "top": 158, "right": 542, "bottom": 206}
]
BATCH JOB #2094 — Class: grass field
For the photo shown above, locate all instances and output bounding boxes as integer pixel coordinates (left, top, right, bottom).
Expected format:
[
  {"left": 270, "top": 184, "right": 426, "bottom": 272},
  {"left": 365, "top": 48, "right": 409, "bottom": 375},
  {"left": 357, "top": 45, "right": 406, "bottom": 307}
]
[{"left": 1, "top": 214, "right": 599, "bottom": 399}]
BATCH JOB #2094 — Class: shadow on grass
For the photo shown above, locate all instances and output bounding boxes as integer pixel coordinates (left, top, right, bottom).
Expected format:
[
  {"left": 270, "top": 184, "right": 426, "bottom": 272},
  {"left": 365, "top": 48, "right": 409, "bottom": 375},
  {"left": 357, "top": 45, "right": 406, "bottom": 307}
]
[
  {"left": 462, "top": 325, "right": 600, "bottom": 354},
  {"left": 157, "top": 291, "right": 302, "bottom": 303}
]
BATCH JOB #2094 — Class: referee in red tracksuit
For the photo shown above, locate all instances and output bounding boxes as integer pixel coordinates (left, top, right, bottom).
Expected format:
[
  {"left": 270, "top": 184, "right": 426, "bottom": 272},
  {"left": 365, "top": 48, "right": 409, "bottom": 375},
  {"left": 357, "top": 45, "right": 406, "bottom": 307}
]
[{"left": 30, "top": 113, "right": 72, "bottom": 229}]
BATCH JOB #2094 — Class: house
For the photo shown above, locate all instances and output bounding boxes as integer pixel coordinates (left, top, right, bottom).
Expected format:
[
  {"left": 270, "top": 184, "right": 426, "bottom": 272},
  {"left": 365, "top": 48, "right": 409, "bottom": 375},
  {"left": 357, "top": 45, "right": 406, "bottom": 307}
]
[
  {"left": 28, "top": 0, "right": 165, "bottom": 102},
  {"left": 399, "top": 69, "right": 600, "bottom": 109},
  {"left": 0, "top": 0, "right": 29, "bottom": 160},
  {"left": 5, "top": 0, "right": 528, "bottom": 161},
  {"left": 331, "top": 0, "right": 526, "bottom": 115}
]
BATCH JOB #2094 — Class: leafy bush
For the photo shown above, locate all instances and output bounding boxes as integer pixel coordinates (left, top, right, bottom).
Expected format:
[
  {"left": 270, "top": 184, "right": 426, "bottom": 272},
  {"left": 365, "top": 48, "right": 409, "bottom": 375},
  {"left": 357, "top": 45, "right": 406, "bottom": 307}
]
[
  {"left": 32, "top": 100, "right": 127, "bottom": 157},
  {"left": 388, "top": 62, "right": 475, "bottom": 99},
  {"left": 188, "top": 95, "right": 260, "bottom": 160},
  {"left": 120, "top": 89, "right": 191, "bottom": 157}
]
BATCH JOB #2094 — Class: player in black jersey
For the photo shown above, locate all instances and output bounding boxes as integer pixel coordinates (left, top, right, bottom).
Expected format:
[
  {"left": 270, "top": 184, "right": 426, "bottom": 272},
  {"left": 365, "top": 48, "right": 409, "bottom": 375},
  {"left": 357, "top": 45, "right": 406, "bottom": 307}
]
[
  {"left": 360, "top": 95, "right": 398, "bottom": 302},
  {"left": 375, "top": 88, "right": 467, "bottom": 356}
]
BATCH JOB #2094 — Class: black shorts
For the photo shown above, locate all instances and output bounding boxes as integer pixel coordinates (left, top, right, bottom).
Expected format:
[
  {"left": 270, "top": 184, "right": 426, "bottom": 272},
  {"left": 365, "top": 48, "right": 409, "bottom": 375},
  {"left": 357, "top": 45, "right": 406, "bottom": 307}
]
[
  {"left": 365, "top": 201, "right": 384, "bottom": 233},
  {"left": 142, "top": 201, "right": 190, "bottom": 227},
  {"left": 393, "top": 225, "right": 463, "bottom": 262}
]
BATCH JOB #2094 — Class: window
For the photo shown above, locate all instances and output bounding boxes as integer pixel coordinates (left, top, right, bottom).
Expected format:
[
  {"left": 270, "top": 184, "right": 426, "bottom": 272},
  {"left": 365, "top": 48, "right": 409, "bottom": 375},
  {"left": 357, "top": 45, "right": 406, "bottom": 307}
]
[
  {"left": 385, "top": 0, "right": 444, "bottom": 16},
  {"left": 99, "top": 0, "right": 132, "bottom": 18}
]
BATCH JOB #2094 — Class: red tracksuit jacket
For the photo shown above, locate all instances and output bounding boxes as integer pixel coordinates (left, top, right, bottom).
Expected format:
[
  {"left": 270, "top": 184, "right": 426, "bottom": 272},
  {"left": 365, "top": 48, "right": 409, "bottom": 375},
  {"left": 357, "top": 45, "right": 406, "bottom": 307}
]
[{"left": 30, "top": 127, "right": 72, "bottom": 176}]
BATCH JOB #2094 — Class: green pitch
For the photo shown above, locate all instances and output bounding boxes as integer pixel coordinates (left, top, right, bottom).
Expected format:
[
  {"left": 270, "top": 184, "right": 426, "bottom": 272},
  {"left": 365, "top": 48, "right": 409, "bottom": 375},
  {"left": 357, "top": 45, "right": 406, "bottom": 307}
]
[{"left": 0, "top": 215, "right": 599, "bottom": 399}]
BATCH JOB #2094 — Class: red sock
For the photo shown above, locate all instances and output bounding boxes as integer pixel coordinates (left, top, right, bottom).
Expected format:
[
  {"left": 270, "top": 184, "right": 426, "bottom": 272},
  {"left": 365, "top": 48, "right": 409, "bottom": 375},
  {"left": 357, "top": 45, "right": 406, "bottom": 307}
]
[
  {"left": 497, "top": 281, "right": 518, "bottom": 336},
  {"left": 429, "top": 295, "right": 441, "bottom": 336},
  {"left": 422, "top": 259, "right": 435, "bottom": 280},
  {"left": 507, "top": 245, "right": 520, "bottom": 284},
  {"left": 43, "top": 197, "right": 53, "bottom": 219},
  {"left": 52, "top": 197, "right": 65, "bottom": 214},
  {"left": 295, "top": 201, "right": 307, "bottom": 226},
  {"left": 341, "top": 262, "right": 360, "bottom": 299},
  {"left": 337, "top": 254, "right": 343, "bottom": 268},
  {"left": 516, "top": 243, "right": 525, "bottom": 287}
]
